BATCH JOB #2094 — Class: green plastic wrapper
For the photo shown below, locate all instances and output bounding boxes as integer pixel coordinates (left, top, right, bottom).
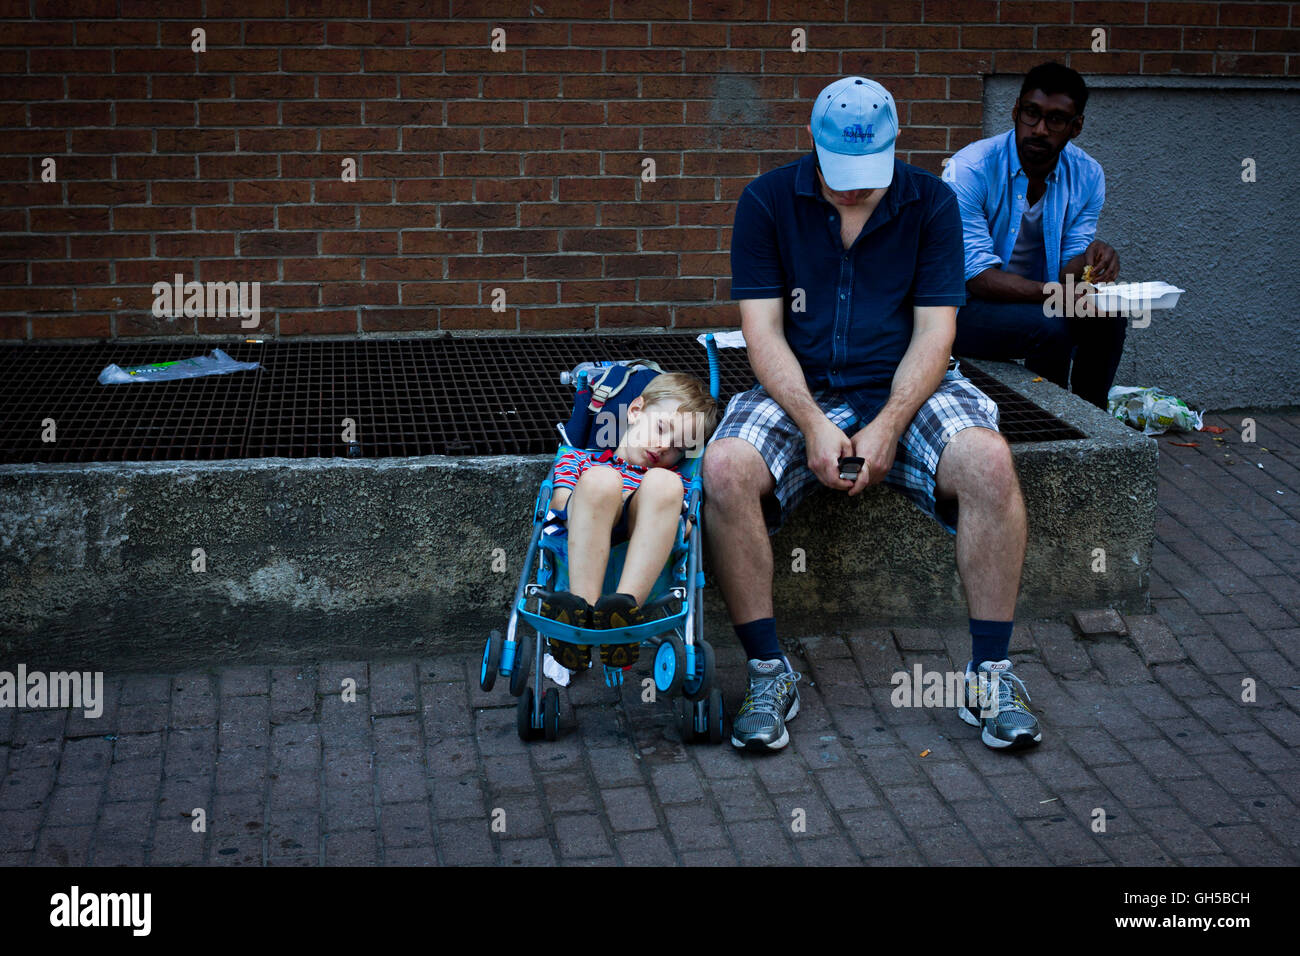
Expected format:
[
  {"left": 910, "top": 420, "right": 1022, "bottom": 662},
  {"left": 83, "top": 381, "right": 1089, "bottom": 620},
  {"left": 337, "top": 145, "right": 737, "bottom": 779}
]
[{"left": 1107, "top": 386, "right": 1204, "bottom": 436}]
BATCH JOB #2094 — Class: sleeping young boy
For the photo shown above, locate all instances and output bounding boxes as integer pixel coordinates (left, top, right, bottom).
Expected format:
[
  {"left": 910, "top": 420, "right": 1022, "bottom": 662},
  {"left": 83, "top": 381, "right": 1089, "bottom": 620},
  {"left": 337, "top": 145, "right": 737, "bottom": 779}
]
[{"left": 540, "top": 371, "right": 719, "bottom": 671}]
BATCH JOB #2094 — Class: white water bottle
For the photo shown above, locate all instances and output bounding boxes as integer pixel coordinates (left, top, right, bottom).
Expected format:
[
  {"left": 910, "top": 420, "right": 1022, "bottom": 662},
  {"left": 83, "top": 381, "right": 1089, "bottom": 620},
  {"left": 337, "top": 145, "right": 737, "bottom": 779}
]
[{"left": 559, "top": 361, "right": 612, "bottom": 387}]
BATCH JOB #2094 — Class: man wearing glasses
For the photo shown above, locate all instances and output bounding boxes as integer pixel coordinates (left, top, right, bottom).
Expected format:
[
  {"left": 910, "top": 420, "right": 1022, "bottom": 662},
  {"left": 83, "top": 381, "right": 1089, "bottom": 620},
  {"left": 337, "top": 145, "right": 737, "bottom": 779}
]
[{"left": 944, "top": 62, "right": 1124, "bottom": 410}]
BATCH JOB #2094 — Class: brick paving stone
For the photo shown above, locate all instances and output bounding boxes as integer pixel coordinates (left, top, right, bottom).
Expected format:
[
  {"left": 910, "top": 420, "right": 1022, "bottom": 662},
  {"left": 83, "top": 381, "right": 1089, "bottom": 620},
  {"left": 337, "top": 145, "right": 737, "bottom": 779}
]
[
  {"left": 220, "top": 666, "right": 270, "bottom": 697},
  {"left": 482, "top": 753, "right": 534, "bottom": 794},
  {"left": 1119, "top": 737, "right": 1202, "bottom": 780},
  {"left": 323, "top": 828, "right": 379, "bottom": 866},
  {"left": 838, "top": 807, "right": 913, "bottom": 860},
  {"left": 268, "top": 808, "right": 319, "bottom": 856},
  {"left": 1073, "top": 609, "right": 1127, "bottom": 636},
  {"left": 432, "top": 773, "right": 487, "bottom": 821},
  {"left": 586, "top": 745, "right": 644, "bottom": 789},
  {"left": 984, "top": 769, "right": 1068, "bottom": 818},
  {"left": 767, "top": 791, "right": 838, "bottom": 839},
  {"left": 437, "top": 818, "right": 496, "bottom": 866},
  {"left": 378, "top": 801, "right": 434, "bottom": 849},
  {"left": 914, "top": 822, "right": 991, "bottom": 865},
  {"left": 595, "top": 784, "right": 656, "bottom": 832},
  {"left": 498, "top": 837, "right": 556, "bottom": 866},
  {"left": 1026, "top": 815, "right": 1110, "bottom": 865},
  {"left": 950, "top": 799, "right": 1051, "bottom": 865},
  {"left": 813, "top": 766, "right": 882, "bottom": 811},
  {"left": 553, "top": 812, "right": 613, "bottom": 858},
  {"left": 845, "top": 628, "right": 906, "bottom": 683},
  {"left": 44, "top": 784, "right": 102, "bottom": 828},
  {"left": 1208, "top": 823, "right": 1297, "bottom": 865},
  {"left": 791, "top": 834, "right": 864, "bottom": 865},
  {"left": 1152, "top": 662, "right": 1218, "bottom": 699},
  {"left": 1153, "top": 597, "right": 1215, "bottom": 637},
  {"left": 1030, "top": 619, "right": 1093, "bottom": 677},
  {"left": 323, "top": 786, "right": 374, "bottom": 831},
  {"left": 369, "top": 662, "right": 419, "bottom": 716},
  {"left": 318, "top": 662, "right": 367, "bottom": 696},
  {"left": 1191, "top": 751, "right": 1278, "bottom": 797},
  {"left": 882, "top": 784, "right": 956, "bottom": 829},
  {"left": 892, "top": 627, "right": 946, "bottom": 651},
  {"left": 1253, "top": 707, "right": 1300, "bottom": 748},
  {"left": 679, "top": 847, "right": 739, "bottom": 865},
  {"left": 32, "top": 825, "right": 93, "bottom": 866},
  {"left": 1102, "top": 833, "right": 1174, "bottom": 865},
  {"left": 919, "top": 759, "right": 995, "bottom": 803},
  {"left": 537, "top": 773, "right": 595, "bottom": 824},
  {"left": 1086, "top": 641, "right": 1152, "bottom": 685},
  {"left": 1118, "top": 682, "right": 1191, "bottom": 721},
  {"left": 270, "top": 667, "right": 315, "bottom": 722},
  {"left": 648, "top": 761, "right": 706, "bottom": 805},
  {"left": 1227, "top": 730, "right": 1298, "bottom": 774},
  {"left": 727, "top": 818, "right": 797, "bottom": 866},
  {"left": 614, "top": 828, "right": 677, "bottom": 865},
  {"left": 661, "top": 803, "right": 728, "bottom": 853},
  {"left": 1092, "top": 762, "right": 1177, "bottom": 809}
]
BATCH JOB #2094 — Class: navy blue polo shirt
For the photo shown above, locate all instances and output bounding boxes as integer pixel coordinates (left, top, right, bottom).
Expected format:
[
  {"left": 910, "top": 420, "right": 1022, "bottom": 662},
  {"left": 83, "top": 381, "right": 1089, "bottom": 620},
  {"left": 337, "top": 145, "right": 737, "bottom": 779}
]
[{"left": 730, "top": 152, "right": 966, "bottom": 425}]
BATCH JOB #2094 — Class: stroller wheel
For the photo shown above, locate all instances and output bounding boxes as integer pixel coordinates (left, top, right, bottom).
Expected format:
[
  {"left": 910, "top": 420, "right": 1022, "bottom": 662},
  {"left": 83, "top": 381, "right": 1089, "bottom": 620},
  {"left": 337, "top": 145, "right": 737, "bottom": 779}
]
[
  {"left": 479, "top": 630, "right": 504, "bottom": 692},
  {"left": 653, "top": 635, "right": 686, "bottom": 696},
  {"left": 517, "top": 685, "right": 537, "bottom": 742},
  {"left": 706, "top": 687, "right": 725, "bottom": 745},
  {"left": 542, "top": 687, "right": 560, "bottom": 741},
  {"left": 509, "top": 632, "right": 534, "bottom": 698},
  {"left": 682, "top": 639, "right": 715, "bottom": 703},
  {"left": 678, "top": 696, "right": 700, "bottom": 743}
]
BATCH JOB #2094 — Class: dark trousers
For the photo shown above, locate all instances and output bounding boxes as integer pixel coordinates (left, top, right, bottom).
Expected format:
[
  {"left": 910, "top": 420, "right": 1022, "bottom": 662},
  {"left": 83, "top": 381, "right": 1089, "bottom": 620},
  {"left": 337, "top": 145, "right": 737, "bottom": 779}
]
[{"left": 953, "top": 297, "right": 1127, "bottom": 410}]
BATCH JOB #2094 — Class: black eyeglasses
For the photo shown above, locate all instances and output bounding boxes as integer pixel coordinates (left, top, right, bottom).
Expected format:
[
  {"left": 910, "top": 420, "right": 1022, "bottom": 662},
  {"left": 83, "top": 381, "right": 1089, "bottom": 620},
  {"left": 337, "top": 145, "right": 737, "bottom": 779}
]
[{"left": 1016, "top": 101, "right": 1077, "bottom": 133}]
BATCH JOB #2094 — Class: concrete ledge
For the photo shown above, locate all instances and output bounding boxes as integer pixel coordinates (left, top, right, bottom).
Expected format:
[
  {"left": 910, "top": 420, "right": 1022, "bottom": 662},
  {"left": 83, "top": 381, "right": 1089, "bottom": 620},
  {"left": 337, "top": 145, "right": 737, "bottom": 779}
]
[{"left": 0, "top": 359, "right": 1156, "bottom": 668}]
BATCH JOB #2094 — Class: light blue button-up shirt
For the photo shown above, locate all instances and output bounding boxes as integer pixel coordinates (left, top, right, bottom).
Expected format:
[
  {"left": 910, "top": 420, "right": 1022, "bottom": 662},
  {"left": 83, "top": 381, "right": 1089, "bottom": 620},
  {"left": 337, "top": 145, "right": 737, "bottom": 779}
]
[{"left": 943, "top": 129, "right": 1105, "bottom": 285}]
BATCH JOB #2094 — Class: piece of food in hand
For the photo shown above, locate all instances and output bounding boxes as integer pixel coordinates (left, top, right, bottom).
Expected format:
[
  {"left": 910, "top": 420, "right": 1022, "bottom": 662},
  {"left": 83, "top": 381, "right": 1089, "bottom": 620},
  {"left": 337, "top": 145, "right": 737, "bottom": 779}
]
[{"left": 1081, "top": 263, "right": 1096, "bottom": 284}]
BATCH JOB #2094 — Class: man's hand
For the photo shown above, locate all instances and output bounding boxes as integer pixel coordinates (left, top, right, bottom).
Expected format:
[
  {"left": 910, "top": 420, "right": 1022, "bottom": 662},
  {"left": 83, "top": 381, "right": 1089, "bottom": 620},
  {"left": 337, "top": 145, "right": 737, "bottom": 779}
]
[
  {"left": 805, "top": 416, "right": 855, "bottom": 490},
  {"left": 1083, "top": 240, "right": 1119, "bottom": 283},
  {"left": 846, "top": 417, "right": 900, "bottom": 496}
]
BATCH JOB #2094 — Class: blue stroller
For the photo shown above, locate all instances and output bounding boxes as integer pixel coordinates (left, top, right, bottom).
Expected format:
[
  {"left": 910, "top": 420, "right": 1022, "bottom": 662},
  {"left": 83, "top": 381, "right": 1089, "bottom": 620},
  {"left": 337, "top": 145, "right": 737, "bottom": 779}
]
[{"left": 479, "top": 334, "right": 724, "bottom": 743}]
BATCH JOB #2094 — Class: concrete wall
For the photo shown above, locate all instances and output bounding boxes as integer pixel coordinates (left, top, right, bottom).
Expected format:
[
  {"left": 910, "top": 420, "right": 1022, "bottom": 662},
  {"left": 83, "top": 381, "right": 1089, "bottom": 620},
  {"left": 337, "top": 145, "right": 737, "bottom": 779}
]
[
  {"left": 982, "top": 76, "right": 1300, "bottom": 411},
  {"left": 0, "top": 360, "right": 1156, "bottom": 670}
]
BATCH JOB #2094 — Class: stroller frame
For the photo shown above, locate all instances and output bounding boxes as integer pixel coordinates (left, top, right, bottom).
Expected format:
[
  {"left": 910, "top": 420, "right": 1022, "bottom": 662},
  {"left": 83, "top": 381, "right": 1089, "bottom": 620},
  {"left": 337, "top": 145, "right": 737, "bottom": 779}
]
[{"left": 479, "top": 334, "right": 724, "bottom": 743}]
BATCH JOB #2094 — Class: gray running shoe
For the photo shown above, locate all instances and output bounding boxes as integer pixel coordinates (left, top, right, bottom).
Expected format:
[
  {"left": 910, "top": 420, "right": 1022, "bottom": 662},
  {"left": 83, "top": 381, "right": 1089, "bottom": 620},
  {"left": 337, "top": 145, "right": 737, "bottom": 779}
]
[
  {"left": 957, "top": 659, "right": 1042, "bottom": 751},
  {"left": 730, "top": 658, "right": 801, "bottom": 752}
]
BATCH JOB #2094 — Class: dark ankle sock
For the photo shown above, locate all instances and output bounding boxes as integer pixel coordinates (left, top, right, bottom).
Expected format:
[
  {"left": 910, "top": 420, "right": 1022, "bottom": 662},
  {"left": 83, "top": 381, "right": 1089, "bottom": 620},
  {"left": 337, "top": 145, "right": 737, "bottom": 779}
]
[
  {"left": 969, "top": 618, "right": 1014, "bottom": 671},
  {"left": 735, "top": 617, "right": 782, "bottom": 662}
]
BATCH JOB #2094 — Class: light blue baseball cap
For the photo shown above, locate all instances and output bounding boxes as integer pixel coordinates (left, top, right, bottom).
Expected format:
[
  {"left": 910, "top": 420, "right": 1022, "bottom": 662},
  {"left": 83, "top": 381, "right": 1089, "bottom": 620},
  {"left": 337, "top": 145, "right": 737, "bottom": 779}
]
[{"left": 811, "top": 76, "right": 899, "bottom": 190}]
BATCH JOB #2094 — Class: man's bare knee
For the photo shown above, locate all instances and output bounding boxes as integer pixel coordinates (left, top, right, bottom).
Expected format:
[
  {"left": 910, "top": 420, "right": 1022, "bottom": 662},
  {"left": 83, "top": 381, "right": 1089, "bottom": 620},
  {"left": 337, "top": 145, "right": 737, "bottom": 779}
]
[{"left": 702, "top": 438, "right": 774, "bottom": 503}]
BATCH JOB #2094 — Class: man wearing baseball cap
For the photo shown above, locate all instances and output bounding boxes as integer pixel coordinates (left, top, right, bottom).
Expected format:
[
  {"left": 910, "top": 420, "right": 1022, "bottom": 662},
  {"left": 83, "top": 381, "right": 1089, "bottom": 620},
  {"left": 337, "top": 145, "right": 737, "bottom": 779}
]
[{"left": 704, "top": 76, "right": 1041, "bottom": 755}]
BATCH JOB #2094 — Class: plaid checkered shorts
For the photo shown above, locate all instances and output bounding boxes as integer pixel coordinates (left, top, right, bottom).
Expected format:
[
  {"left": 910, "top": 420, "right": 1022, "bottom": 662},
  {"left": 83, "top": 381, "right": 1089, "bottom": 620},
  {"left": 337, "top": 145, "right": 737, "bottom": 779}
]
[{"left": 708, "top": 360, "right": 1000, "bottom": 537}]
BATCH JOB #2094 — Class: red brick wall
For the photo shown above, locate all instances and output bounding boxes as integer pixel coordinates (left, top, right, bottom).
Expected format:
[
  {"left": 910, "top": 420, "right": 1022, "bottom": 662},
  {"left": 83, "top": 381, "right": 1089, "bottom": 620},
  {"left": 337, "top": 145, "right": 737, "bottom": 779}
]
[{"left": 2, "top": 1, "right": 1297, "bottom": 341}]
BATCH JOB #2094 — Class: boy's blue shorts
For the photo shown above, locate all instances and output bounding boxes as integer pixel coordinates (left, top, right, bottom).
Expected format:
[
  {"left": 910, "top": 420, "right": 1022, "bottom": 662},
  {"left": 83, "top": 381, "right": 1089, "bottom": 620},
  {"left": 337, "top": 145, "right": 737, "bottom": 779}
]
[{"left": 543, "top": 487, "right": 639, "bottom": 546}]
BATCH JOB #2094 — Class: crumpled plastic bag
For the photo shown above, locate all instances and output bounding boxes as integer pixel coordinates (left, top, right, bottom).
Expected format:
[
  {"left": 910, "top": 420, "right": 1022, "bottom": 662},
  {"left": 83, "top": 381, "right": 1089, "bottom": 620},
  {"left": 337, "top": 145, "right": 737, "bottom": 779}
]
[
  {"left": 98, "top": 348, "right": 259, "bottom": 385},
  {"left": 1107, "top": 385, "right": 1204, "bottom": 435}
]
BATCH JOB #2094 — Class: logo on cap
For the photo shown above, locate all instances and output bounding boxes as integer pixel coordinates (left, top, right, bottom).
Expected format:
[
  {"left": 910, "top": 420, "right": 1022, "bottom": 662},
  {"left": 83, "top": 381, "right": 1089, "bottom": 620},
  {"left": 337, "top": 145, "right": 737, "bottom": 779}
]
[{"left": 842, "top": 123, "right": 874, "bottom": 144}]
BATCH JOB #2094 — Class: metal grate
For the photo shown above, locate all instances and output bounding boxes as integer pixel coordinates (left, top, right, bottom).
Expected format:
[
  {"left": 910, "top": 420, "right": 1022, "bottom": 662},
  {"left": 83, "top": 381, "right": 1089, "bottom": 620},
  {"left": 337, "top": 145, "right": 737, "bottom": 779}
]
[
  {"left": 959, "top": 362, "right": 1085, "bottom": 442},
  {"left": 0, "top": 335, "right": 1080, "bottom": 464}
]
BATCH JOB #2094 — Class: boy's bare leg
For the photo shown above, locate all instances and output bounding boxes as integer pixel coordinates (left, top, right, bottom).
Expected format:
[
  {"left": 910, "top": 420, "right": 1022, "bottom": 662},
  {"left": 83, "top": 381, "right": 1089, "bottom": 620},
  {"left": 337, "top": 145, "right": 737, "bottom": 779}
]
[
  {"left": 618, "top": 469, "right": 685, "bottom": 604},
  {"left": 700, "top": 438, "right": 778, "bottom": 623},
  {"left": 566, "top": 466, "right": 623, "bottom": 605}
]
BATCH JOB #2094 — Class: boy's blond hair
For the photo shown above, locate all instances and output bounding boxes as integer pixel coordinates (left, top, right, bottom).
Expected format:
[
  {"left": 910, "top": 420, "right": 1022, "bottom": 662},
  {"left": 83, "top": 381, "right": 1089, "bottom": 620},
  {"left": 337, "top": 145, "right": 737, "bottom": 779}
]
[{"left": 637, "top": 372, "right": 720, "bottom": 453}]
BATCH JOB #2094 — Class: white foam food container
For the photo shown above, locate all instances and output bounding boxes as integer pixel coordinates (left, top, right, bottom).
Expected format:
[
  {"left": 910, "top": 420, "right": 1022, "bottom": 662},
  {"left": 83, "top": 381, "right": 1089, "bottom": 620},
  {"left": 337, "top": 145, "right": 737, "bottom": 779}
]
[{"left": 1088, "top": 281, "right": 1185, "bottom": 310}]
